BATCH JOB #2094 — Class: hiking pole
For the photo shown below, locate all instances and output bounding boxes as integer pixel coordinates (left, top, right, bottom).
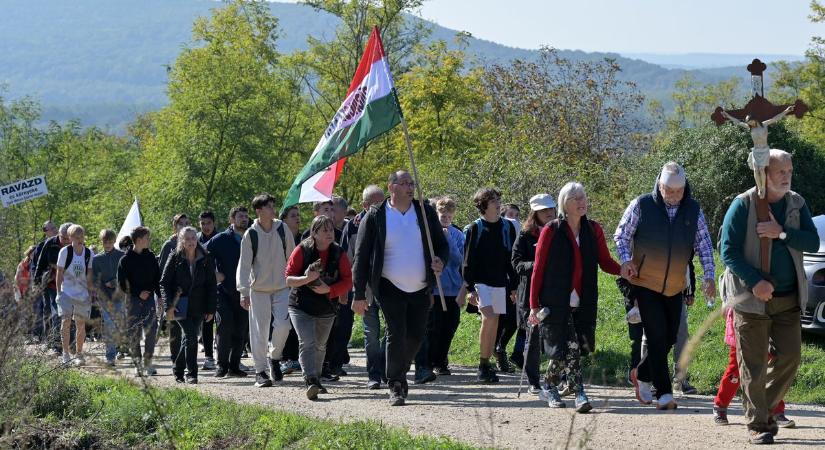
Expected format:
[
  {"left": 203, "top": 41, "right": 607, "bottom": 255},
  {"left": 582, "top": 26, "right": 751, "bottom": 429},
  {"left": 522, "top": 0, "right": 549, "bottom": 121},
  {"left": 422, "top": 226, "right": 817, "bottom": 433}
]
[{"left": 517, "top": 324, "right": 534, "bottom": 398}]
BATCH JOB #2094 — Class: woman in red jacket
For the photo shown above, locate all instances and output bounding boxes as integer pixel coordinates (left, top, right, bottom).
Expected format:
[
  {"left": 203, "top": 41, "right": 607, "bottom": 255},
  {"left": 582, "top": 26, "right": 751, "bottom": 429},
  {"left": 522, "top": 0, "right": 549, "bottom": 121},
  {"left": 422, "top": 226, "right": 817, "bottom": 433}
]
[{"left": 529, "top": 182, "right": 622, "bottom": 413}]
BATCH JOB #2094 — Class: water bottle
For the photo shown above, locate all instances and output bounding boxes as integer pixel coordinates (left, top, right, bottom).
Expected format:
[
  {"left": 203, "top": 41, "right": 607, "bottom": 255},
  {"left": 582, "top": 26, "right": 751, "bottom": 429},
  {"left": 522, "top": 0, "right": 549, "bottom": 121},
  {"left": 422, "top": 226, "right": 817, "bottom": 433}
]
[{"left": 536, "top": 307, "right": 550, "bottom": 321}]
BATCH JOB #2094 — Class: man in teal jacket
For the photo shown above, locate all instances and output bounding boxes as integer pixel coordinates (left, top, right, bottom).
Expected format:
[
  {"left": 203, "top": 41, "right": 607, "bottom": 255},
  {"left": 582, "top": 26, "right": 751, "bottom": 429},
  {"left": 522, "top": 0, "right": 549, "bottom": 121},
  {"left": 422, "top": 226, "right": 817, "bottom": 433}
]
[{"left": 719, "top": 149, "right": 819, "bottom": 445}]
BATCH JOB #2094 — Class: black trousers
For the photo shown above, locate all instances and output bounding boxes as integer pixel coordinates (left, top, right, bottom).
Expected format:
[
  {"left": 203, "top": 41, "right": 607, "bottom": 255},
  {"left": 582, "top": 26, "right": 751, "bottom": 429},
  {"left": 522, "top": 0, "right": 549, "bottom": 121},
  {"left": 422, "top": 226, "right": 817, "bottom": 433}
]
[
  {"left": 635, "top": 286, "right": 683, "bottom": 398},
  {"left": 174, "top": 316, "right": 203, "bottom": 378},
  {"left": 215, "top": 291, "right": 248, "bottom": 370},
  {"left": 427, "top": 295, "right": 460, "bottom": 369},
  {"left": 283, "top": 325, "right": 299, "bottom": 361},
  {"left": 376, "top": 278, "right": 429, "bottom": 387},
  {"left": 201, "top": 315, "right": 214, "bottom": 359},
  {"left": 495, "top": 293, "right": 517, "bottom": 354},
  {"left": 325, "top": 295, "right": 354, "bottom": 369}
]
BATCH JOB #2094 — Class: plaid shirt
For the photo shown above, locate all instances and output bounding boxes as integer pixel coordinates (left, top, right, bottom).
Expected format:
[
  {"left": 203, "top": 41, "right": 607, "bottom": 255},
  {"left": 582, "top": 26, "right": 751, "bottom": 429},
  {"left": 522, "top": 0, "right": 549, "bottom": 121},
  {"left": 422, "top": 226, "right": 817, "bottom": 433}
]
[{"left": 614, "top": 198, "right": 715, "bottom": 280}]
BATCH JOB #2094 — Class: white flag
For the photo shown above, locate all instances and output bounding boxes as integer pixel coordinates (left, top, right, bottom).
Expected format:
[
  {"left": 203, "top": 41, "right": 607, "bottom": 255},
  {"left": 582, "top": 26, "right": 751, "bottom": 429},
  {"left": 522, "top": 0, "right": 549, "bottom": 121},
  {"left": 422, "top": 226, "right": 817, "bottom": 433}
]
[{"left": 116, "top": 199, "right": 142, "bottom": 250}]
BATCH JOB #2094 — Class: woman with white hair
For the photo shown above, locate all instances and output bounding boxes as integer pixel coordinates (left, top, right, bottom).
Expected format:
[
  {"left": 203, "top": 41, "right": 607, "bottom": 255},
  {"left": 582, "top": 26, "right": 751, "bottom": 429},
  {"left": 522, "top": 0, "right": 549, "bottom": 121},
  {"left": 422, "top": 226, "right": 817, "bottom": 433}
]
[
  {"left": 529, "top": 182, "right": 621, "bottom": 413},
  {"left": 160, "top": 226, "right": 217, "bottom": 384}
]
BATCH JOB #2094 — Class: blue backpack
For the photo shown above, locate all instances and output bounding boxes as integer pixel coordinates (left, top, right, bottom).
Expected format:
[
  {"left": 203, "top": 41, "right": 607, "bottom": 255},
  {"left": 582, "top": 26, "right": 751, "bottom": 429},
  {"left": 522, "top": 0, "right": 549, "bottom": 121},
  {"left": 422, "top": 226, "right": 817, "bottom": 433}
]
[{"left": 463, "top": 218, "right": 513, "bottom": 251}]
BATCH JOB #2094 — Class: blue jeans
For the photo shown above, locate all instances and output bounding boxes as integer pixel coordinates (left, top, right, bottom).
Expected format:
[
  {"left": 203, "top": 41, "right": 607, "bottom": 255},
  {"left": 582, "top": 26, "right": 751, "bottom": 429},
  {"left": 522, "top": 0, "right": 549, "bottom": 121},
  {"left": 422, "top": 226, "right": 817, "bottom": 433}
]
[
  {"left": 100, "top": 301, "right": 125, "bottom": 361},
  {"left": 363, "top": 300, "right": 385, "bottom": 383},
  {"left": 127, "top": 295, "right": 158, "bottom": 361}
]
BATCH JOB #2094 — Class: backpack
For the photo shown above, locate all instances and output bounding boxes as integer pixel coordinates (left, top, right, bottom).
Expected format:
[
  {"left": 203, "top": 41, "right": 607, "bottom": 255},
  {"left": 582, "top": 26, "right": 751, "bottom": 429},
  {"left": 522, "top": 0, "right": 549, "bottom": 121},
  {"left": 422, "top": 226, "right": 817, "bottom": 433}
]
[
  {"left": 63, "top": 245, "right": 92, "bottom": 270},
  {"left": 463, "top": 218, "right": 513, "bottom": 252},
  {"left": 248, "top": 222, "right": 287, "bottom": 264}
]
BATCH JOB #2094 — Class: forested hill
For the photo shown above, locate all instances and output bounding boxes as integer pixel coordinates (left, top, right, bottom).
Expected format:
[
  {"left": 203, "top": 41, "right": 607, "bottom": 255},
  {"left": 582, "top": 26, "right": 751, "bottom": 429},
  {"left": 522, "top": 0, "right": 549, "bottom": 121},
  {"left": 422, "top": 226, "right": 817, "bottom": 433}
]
[{"left": 1, "top": 0, "right": 757, "bottom": 131}]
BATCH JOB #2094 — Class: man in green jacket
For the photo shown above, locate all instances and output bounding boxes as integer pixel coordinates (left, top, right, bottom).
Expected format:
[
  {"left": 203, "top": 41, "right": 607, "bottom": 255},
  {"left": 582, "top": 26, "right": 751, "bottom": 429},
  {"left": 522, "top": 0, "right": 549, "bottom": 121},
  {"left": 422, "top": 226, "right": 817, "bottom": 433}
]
[{"left": 719, "top": 149, "right": 819, "bottom": 445}]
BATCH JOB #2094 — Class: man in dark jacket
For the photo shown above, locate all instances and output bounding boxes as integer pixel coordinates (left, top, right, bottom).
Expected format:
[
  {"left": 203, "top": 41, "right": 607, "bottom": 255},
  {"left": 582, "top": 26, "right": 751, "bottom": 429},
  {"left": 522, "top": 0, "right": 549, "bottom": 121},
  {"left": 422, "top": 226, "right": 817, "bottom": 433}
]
[
  {"left": 34, "top": 222, "right": 72, "bottom": 352},
  {"left": 614, "top": 162, "right": 716, "bottom": 410},
  {"left": 206, "top": 206, "right": 250, "bottom": 378},
  {"left": 352, "top": 170, "right": 448, "bottom": 406}
]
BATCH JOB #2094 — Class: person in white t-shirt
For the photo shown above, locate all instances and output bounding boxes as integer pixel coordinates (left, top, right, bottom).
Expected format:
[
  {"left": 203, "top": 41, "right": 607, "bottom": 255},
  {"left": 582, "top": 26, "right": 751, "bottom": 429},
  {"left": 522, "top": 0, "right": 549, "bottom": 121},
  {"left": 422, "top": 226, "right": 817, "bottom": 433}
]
[{"left": 56, "top": 224, "right": 94, "bottom": 366}]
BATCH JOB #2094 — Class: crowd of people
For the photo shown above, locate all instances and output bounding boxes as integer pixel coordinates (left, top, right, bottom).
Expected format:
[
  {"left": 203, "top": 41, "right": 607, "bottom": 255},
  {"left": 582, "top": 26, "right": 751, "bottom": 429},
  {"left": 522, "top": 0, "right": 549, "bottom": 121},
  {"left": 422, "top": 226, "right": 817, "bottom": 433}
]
[{"left": 6, "top": 149, "right": 817, "bottom": 444}]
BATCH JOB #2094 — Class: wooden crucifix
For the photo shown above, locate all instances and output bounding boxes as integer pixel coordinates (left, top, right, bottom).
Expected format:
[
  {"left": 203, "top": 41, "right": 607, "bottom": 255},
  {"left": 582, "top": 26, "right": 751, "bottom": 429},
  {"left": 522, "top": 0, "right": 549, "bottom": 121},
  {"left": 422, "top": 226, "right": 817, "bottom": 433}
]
[{"left": 711, "top": 58, "right": 808, "bottom": 274}]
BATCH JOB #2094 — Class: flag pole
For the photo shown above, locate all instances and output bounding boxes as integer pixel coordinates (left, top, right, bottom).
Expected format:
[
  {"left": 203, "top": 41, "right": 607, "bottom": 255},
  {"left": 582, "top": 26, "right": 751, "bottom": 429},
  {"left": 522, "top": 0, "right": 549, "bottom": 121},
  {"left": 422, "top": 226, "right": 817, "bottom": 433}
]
[{"left": 399, "top": 115, "right": 448, "bottom": 312}]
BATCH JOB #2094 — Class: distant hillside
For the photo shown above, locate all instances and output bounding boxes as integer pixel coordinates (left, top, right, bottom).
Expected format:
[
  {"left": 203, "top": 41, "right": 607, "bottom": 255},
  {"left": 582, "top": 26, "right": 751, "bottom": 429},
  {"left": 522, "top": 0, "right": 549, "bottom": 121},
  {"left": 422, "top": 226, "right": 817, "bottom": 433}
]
[{"left": 0, "top": 0, "right": 770, "bottom": 132}]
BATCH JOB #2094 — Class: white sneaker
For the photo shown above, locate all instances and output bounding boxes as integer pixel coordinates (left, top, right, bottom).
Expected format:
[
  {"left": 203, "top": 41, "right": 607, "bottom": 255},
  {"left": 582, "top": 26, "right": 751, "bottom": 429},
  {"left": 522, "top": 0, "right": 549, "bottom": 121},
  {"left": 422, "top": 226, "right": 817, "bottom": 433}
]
[
  {"left": 61, "top": 352, "right": 72, "bottom": 365},
  {"left": 630, "top": 368, "right": 653, "bottom": 405},
  {"left": 656, "top": 393, "right": 678, "bottom": 410},
  {"left": 144, "top": 361, "right": 157, "bottom": 376},
  {"left": 73, "top": 353, "right": 85, "bottom": 366}
]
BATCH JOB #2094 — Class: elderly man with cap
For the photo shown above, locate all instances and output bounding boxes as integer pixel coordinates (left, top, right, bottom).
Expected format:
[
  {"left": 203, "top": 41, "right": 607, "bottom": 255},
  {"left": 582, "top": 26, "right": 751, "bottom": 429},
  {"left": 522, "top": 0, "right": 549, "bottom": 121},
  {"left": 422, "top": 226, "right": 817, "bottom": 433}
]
[
  {"left": 614, "top": 162, "right": 716, "bottom": 410},
  {"left": 511, "top": 193, "right": 556, "bottom": 393}
]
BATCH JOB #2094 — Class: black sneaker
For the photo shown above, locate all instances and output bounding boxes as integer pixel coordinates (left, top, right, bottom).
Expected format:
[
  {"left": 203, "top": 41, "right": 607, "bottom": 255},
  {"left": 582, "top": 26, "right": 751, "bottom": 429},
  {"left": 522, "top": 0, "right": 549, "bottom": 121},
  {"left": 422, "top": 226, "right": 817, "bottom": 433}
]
[
  {"left": 175, "top": 373, "right": 185, "bottom": 383},
  {"left": 215, "top": 366, "right": 229, "bottom": 378},
  {"left": 495, "top": 350, "right": 514, "bottom": 374},
  {"left": 255, "top": 371, "right": 272, "bottom": 388},
  {"left": 185, "top": 376, "right": 198, "bottom": 385},
  {"left": 433, "top": 367, "right": 451, "bottom": 376},
  {"left": 318, "top": 381, "right": 328, "bottom": 394},
  {"left": 306, "top": 378, "right": 321, "bottom": 400},
  {"left": 269, "top": 359, "right": 284, "bottom": 382},
  {"left": 414, "top": 370, "right": 437, "bottom": 385},
  {"left": 477, "top": 363, "right": 500, "bottom": 384},
  {"left": 389, "top": 383, "right": 405, "bottom": 406},
  {"left": 713, "top": 406, "right": 729, "bottom": 425},
  {"left": 748, "top": 430, "right": 774, "bottom": 445},
  {"left": 321, "top": 371, "right": 340, "bottom": 382},
  {"left": 367, "top": 380, "right": 381, "bottom": 390},
  {"left": 227, "top": 368, "right": 248, "bottom": 378},
  {"left": 333, "top": 366, "right": 348, "bottom": 377}
]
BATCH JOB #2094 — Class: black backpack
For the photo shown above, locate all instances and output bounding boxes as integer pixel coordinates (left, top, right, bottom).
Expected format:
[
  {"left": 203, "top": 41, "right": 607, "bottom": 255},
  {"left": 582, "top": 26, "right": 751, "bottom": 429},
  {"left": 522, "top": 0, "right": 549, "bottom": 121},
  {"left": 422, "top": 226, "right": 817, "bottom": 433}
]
[{"left": 63, "top": 245, "right": 92, "bottom": 269}]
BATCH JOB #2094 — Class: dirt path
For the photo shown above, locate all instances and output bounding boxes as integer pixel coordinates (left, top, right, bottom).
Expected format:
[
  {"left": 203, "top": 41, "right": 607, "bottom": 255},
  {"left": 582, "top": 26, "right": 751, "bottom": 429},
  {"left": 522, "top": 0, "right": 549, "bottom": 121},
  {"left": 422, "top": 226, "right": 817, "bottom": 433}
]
[{"left": 82, "top": 342, "right": 825, "bottom": 449}]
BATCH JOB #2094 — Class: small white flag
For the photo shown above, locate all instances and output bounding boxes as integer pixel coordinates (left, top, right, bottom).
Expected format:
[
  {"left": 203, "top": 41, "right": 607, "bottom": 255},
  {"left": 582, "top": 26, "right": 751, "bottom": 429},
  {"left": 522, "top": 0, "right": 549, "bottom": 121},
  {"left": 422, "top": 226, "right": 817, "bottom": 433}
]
[{"left": 116, "top": 199, "right": 142, "bottom": 250}]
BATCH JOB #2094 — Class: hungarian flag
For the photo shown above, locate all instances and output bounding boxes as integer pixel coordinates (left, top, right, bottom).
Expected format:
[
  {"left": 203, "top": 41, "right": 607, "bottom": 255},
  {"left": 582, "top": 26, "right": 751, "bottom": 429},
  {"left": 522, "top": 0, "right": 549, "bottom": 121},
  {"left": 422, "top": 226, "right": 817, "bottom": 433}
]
[{"left": 283, "top": 26, "right": 401, "bottom": 209}]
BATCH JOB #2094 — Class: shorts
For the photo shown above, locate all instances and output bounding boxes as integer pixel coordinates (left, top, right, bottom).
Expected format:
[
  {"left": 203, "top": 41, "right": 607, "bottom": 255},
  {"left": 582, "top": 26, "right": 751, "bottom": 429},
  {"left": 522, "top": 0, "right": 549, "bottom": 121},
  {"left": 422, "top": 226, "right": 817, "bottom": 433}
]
[
  {"left": 56, "top": 294, "right": 92, "bottom": 320},
  {"left": 476, "top": 283, "right": 506, "bottom": 314}
]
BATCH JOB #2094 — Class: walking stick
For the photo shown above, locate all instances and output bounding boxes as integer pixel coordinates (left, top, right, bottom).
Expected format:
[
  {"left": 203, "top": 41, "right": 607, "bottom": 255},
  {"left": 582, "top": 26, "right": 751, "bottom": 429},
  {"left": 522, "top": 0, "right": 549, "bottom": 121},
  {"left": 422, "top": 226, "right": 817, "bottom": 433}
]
[
  {"left": 399, "top": 115, "right": 448, "bottom": 312},
  {"left": 517, "top": 324, "right": 534, "bottom": 398}
]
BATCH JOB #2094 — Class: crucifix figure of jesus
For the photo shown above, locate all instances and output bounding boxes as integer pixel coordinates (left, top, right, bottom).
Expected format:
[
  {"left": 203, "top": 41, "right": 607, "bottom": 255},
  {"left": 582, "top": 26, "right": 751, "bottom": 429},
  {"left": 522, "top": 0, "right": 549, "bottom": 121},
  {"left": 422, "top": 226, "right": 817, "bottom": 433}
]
[{"left": 711, "top": 58, "right": 808, "bottom": 274}]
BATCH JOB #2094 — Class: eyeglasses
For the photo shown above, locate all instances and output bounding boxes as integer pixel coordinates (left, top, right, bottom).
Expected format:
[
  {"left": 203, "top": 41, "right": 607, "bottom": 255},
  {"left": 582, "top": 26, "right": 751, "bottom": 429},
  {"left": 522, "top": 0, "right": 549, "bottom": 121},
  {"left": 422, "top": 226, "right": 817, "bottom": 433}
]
[{"left": 394, "top": 181, "right": 416, "bottom": 188}]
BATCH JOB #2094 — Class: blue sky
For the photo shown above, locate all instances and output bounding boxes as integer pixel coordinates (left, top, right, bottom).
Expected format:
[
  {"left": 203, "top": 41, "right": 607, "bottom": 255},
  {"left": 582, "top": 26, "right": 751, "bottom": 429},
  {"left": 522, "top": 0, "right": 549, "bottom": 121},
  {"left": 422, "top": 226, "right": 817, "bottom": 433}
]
[{"left": 280, "top": 0, "right": 820, "bottom": 55}]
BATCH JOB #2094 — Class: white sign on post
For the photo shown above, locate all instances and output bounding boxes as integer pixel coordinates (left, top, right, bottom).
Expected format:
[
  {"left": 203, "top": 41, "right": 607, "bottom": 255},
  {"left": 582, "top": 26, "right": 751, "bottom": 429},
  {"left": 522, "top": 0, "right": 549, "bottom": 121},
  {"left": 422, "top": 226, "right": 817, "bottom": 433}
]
[{"left": 0, "top": 175, "right": 49, "bottom": 208}]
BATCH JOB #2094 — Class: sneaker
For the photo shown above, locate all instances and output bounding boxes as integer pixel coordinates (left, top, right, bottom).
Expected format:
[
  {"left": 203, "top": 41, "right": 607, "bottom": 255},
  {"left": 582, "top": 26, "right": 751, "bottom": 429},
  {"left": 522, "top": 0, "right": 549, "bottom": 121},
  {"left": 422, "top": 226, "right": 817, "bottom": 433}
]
[
  {"left": 367, "top": 380, "right": 381, "bottom": 390},
  {"left": 318, "top": 382, "right": 328, "bottom": 394},
  {"left": 539, "top": 386, "right": 566, "bottom": 408},
  {"left": 630, "top": 368, "right": 653, "bottom": 405},
  {"left": 773, "top": 413, "right": 796, "bottom": 428},
  {"left": 656, "top": 393, "right": 678, "bottom": 410},
  {"left": 60, "top": 352, "right": 72, "bottom": 365},
  {"left": 174, "top": 374, "right": 185, "bottom": 383},
  {"left": 414, "top": 370, "right": 437, "bottom": 385},
  {"left": 105, "top": 358, "right": 116, "bottom": 368},
  {"left": 238, "top": 362, "right": 251, "bottom": 372},
  {"left": 254, "top": 371, "right": 272, "bottom": 388},
  {"left": 144, "top": 359, "right": 157, "bottom": 376},
  {"left": 389, "top": 384, "right": 405, "bottom": 406},
  {"left": 673, "top": 378, "right": 698, "bottom": 395},
  {"left": 306, "top": 379, "right": 321, "bottom": 401},
  {"left": 575, "top": 388, "right": 593, "bottom": 413},
  {"left": 476, "top": 363, "right": 500, "bottom": 384},
  {"left": 433, "top": 367, "right": 451, "bottom": 376},
  {"left": 495, "top": 350, "right": 514, "bottom": 374},
  {"left": 185, "top": 376, "right": 198, "bottom": 385},
  {"left": 333, "top": 366, "right": 348, "bottom": 377},
  {"left": 215, "top": 366, "right": 229, "bottom": 378},
  {"left": 201, "top": 357, "right": 216, "bottom": 371},
  {"left": 713, "top": 406, "right": 729, "bottom": 425},
  {"left": 227, "top": 368, "right": 248, "bottom": 378},
  {"left": 558, "top": 381, "right": 574, "bottom": 397},
  {"left": 528, "top": 384, "right": 542, "bottom": 395},
  {"left": 280, "top": 360, "right": 295, "bottom": 375},
  {"left": 269, "top": 359, "right": 283, "bottom": 382},
  {"left": 321, "top": 371, "right": 340, "bottom": 382},
  {"left": 73, "top": 353, "right": 85, "bottom": 366},
  {"left": 748, "top": 430, "right": 774, "bottom": 445},
  {"left": 116, "top": 351, "right": 127, "bottom": 360}
]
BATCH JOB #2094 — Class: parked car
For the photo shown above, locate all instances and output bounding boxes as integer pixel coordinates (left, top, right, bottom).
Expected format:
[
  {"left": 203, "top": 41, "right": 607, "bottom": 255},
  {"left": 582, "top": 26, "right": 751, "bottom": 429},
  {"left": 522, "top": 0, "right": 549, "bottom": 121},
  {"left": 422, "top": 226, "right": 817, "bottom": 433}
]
[{"left": 802, "top": 215, "right": 825, "bottom": 335}]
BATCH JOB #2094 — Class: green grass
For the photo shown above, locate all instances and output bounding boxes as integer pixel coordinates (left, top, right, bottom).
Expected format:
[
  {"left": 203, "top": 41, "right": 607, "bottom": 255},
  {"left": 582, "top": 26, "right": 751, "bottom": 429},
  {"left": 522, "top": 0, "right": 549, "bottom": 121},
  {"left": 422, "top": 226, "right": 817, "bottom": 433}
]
[
  {"left": 350, "top": 263, "right": 825, "bottom": 405},
  {"left": 14, "top": 364, "right": 476, "bottom": 449}
]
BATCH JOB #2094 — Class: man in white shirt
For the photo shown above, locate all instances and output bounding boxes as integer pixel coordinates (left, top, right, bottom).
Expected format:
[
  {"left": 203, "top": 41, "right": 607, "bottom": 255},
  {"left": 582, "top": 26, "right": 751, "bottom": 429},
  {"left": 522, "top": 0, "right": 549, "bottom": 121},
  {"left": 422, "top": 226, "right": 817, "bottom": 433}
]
[
  {"left": 352, "top": 170, "right": 449, "bottom": 406},
  {"left": 55, "top": 224, "right": 94, "bottom": 366}
]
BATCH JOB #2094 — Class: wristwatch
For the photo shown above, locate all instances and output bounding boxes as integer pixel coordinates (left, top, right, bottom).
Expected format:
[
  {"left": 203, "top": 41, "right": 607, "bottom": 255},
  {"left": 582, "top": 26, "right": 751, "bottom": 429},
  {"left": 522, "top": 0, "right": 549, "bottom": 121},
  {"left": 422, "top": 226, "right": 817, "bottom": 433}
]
[{"left": 779, "top": 231, "right": 788, "bottom": 241}]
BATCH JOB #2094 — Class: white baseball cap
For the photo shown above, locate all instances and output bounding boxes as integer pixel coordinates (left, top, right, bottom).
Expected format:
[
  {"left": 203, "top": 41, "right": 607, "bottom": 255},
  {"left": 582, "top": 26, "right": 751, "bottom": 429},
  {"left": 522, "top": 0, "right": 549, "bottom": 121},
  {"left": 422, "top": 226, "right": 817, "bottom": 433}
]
[{"left": 529, "top": 193, "right": 557, "bottom": 211}]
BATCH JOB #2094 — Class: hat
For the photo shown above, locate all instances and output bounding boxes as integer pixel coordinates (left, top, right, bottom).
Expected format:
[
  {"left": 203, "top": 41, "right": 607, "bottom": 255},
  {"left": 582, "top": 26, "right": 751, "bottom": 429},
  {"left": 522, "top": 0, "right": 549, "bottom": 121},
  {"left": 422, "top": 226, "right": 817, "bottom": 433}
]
[{"left": 529, "top": 193, "right": 556, "bottom": 211}]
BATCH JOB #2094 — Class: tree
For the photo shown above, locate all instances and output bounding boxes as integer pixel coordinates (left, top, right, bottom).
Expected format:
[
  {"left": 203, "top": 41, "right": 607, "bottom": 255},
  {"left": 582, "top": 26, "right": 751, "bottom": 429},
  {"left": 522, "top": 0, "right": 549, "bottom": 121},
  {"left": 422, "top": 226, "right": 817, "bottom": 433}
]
[
  {"left": 669, "top": 74, "right": 745, "bottom": 129},
  {"left": 136, "top": 0, "right": 314, "bottom": 231}
]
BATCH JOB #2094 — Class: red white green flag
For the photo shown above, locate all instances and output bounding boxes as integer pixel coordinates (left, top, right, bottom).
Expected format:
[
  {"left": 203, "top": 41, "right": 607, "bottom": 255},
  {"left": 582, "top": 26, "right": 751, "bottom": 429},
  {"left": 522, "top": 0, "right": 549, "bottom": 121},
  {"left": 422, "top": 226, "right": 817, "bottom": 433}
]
[{"left": 283, "top": 26, "right": 401, "bottom": 209}]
